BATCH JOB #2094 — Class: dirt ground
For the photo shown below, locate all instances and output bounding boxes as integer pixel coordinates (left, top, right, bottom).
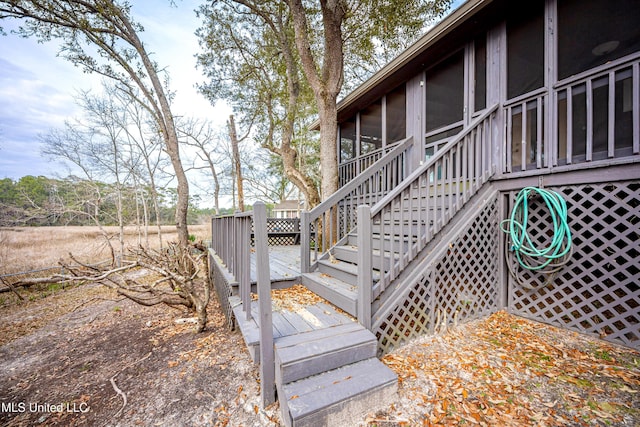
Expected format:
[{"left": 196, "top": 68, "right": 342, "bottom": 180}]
[
  {"left": 0, "top": 283, "right": 278, "bottom": 427},
  {"left": 1, "top": 283, "right": 639, "bottom": 427}
]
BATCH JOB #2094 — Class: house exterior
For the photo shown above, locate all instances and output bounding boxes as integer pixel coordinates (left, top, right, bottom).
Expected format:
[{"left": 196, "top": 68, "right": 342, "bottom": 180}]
[
  {"left": 303, "top": 0, "right": 639, "bottom": 353},
  {"left": 210, "top": 0, "right": 639, "bottom": 420},
  {"left": 336, "top": 0, "right": 639, "bottom": 182},
  {"left": 272, "top": 200, "right": 303, "bottom": 219}
]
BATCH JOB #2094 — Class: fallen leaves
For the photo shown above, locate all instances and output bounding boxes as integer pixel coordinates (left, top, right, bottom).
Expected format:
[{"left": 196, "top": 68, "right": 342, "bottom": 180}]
[
  {"left": 377, "top": 310, "right": 640, "bottom": 426},
  {"left": 270, "top": 284, "right": 328, "bottom": 312}
]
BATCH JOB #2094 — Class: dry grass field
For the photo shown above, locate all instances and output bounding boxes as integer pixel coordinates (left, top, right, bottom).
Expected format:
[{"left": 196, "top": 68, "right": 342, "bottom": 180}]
[{"left": 0, "top": 224, "right": 210, "bottom": 275}]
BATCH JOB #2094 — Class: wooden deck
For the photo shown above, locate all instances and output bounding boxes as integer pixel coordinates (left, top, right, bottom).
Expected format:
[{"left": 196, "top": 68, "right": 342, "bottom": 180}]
[
  {"left": 211, "top": 216, "right": 398, "bottom": 425},
  {"left": 232, "top": 298, "right": 356, "bottom": 363},
  {"left": 249, "top": 245, "right": 301, "bottom": 286}
]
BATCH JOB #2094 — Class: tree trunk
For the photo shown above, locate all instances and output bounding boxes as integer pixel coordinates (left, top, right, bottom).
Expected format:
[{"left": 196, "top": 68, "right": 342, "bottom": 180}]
[
  {"left": 278, "top": 146, "right": 321, "bottom": 208},
  {"left": 118, "top": 14, "right": 191, "bottom": 247},
  {"left": 317, "top": 100, "right": 339, "bottom": 200},
  {"left": 287, "top": 0, "right": 344, "bottom": 201},
  {"left": 167, "top": 135, "right": 191, "bottom": 246},
  {"left": 228, "top": 115, "right": 245, "bottom": 212},
  {"left": 212, "top": 165, "right": 220, "bottom": 215}
]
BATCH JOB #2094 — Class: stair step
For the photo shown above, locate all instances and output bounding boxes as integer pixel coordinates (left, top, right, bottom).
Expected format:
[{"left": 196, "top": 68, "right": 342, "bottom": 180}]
[
  {"left": 317, "top": 259, "right": 381, "bottom": 286},
  {"left": 279, "top": 358, "right": 398, "bottom": 427},
  {"left": 275, "top": 323, "right": 376, "bottom": 385},
  {"left": 302, "top": 272, "right": 357, "bottom": 316},
  {"left": 347, "top": 233, "right": 411, "bottom": 252},
  {"left": 332, "top": 245, "right": 399, "bottom": 268}
]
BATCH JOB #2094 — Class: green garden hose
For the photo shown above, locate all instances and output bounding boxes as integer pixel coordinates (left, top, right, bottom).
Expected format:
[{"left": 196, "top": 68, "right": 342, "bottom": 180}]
[{"left": 500, "top": 187, "right": 573, "bottom": 289}]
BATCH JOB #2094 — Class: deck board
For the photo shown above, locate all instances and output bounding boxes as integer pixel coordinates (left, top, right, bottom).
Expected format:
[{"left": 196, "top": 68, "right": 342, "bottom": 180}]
[
  {"left": 304, "top": 304, "right": 343, "bottom": 327},
  {"left": 249, "top": 245, "right": 301, "bottom": 284},
  {"left": 235, "top": 298, "right": 356, "bottom": 361},
  {"left": 280, "top": 310, "right": 315, "bottom": 334}
]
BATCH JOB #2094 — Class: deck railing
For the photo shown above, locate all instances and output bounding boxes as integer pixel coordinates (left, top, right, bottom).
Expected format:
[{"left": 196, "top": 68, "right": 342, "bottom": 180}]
[
  {"left": 339, "top": 140, "right": 405, "bottom": 186},
  {"left": 357, "top": 104, "right": 498, "bottom": 328},
  {"left": 210, "top": 203, "right": 275, "bottom": 406},
  {"left": 211, "top": 213, "right": 302, "bottom": 324},
  {"left": 211, "top": 209, "right": 253, "bottom": 320},
  {"left": 504, "top": 53, "right": 640, "bottom": 174},
  {"left": 300, "top": 136, "right": 414, "bottom": 273},
  {"left": 554, "top": 54, "right": 640, "bottom": 165}
]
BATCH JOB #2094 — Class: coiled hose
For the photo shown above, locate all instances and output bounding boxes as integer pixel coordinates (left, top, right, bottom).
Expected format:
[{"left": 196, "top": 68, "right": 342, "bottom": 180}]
[{"left": 500, "top": 187, "right": 573, "bottom": 289}]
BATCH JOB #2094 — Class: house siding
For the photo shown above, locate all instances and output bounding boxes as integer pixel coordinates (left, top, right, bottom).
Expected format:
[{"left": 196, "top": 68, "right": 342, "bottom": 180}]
[
  {"left": 333, "top": 0, "right": 640, "bottom": 352},
  {"left": 337, "top": 0, "right": 640, "bottom": 183}
]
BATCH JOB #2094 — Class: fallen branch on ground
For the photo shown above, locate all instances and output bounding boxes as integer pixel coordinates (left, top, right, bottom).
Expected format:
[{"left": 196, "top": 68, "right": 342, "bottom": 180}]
[
  {"left": 108, "top": 351, "right": 153, "bottom": 422},
  {"left": 2, "top": 242, "right": 213, "bottom": 332}
]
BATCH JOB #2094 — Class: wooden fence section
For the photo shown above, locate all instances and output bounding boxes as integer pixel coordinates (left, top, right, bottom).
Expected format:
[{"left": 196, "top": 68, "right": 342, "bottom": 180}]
[{"left": 209, "top": 203, "right": 276, "bottom": 406}]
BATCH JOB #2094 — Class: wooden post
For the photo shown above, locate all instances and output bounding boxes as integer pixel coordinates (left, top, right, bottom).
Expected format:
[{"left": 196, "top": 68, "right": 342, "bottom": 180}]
[
  {"left": 300, "top": 210, "right": 310, "bottom": 273},
  {"left": 241, "top": 215, "right": 251, "bottom": 321},
  {"left": 254, "top": 202, "right": 275, "bottom": 406},
  {"left": 357, "top": 205, "right": 372, "bottom": 330}
]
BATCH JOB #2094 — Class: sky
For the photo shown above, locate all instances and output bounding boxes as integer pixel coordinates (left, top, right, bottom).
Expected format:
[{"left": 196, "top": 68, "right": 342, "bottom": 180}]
[
  {"left": 0, "top": 0, "right": 466, "bottom": 185},
  {"left": 0, "top": 0, "right": 230, "bottom": 181}
]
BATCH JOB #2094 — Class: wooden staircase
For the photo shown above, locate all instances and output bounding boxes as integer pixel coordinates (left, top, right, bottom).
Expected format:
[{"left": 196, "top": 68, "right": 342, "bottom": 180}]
[
  {"left": 212, "top": 108, "right": 497, "bottom": 426},
  {"left": 231, "top": 297, "right": 397, "bottom": 426},
  {"left": 302, "top": 231, "right": 406, "bottom": 317},
  {"left": 300, "top": 105, "right": 497, "bottom": 328},
  {"left": 275, "top": 323, "right": 397, "bottom": 426}
]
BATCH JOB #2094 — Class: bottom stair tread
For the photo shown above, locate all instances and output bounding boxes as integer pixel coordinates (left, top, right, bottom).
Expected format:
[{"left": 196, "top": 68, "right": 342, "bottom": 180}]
[{"left": 280, "top": 358, "right": 397, "bottom": 427}]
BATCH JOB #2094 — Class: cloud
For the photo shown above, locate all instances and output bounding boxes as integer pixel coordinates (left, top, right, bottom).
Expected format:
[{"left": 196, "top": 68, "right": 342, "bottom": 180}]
[
  {"left": 0, "top": 1, "right": 228, "bottom": 181},
  {"left": 0, "top": 54, "right": 85, "bottom": 180}
]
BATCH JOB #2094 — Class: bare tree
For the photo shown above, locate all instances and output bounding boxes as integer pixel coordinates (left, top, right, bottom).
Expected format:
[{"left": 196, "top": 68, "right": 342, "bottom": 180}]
[
  {"left": 227, "top": 114, "right": 246, "bottom": 212},
  {"left": 41, "top": 98, "right": 126, "bottom": 265},
  {"left": 112, "top": 87, "right": 168, "bottom": 249},
  {"left": 178, "top": 118, "right": 225, "bottom": 215},
  {"left": 0, "top": 0, "right": 191, "bottom": 246},
  {"left": 78, "top": 87, "right": 133, "bottom": 262}
]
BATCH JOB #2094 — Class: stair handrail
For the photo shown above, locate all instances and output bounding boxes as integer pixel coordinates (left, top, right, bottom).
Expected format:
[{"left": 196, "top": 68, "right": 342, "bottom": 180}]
[
  {"left": 370, "top": 104, "right": 498, "bottom": 217},
  {"left": 300, "top": 136, "right": 414, "bottom": 273},
  {"left": 357, "top": 104, "right": 499, "bottom": 327}
]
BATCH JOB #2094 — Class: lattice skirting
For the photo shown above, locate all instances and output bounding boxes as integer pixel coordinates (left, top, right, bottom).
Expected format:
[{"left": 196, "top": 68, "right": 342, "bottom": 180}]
[
  {"left": 374, "top": 194, "right": 501, "bottom": 355},
  {"left": 209, "top": 251, "right": 236, "bottom": 330},
  {"left": 507, "top": 181, "right": 640, "bottom": 350}
]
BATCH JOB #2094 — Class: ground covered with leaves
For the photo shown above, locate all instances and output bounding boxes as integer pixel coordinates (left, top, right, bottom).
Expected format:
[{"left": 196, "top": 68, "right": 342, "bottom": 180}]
[
  {"left": 1, "top": 283, "right": 638, "bottom": 426},
  {"left": 377, "top": 311, "right": 640, "bottom": 426}
]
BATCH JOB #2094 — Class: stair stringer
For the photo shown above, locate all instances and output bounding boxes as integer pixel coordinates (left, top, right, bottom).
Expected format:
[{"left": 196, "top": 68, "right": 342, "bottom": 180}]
[{"left": 371, "top": 184, "right": 502, "bottom": 355}]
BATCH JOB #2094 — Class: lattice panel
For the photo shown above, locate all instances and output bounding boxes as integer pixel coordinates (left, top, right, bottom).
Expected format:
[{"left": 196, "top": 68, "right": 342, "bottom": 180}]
[
  {"left": 209, "top": 252, "right": 235, "bottom": 330},
  {"left": 266, "top": 235, "right": 299, "bottom": 246},
  {"left": 432, "top": 201, "right": 500, "bottom": 323},
  {"left": 375, "top": 195, "right": 500, "bottom": 355},
  {"left": 508, "top": 181, "right": 640, "bottom": 350},
  {"left": 265, "top": 218, "right": 299, "bottom": 233},
  {"left": 251, "top": 218, "right": 301, "bottom": 246},
  {"left": 376, "top": 271, "right": 436, "bottom": 354}
]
